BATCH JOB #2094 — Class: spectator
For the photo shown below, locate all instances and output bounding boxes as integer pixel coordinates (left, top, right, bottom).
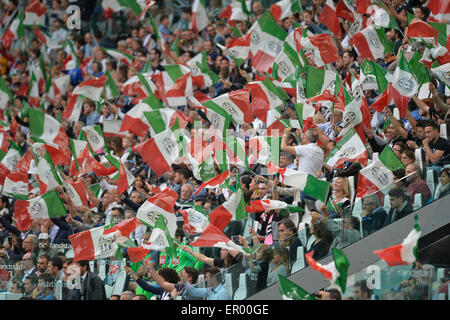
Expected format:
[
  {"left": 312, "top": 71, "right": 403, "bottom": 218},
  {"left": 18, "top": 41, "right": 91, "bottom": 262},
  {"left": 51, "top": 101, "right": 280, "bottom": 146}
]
[
  {"left": 266, "top": 246, "right": 290, "bottom": 286},
  {"left": 434, "top": 168, "right": 450, "bottom": 199},
  {"left": 76, "top": 260, "right": 106, "bottom": 300},
  {"left": 36, "top": 254, "right": 50, "bottom": 274},
  {"left": 34, "top": 273, "right": 57, "bottom": 300},
  {"left": 37, "top": 233, "right": 58, "bottom": 258},
  {"left": 360, "top": 194, "right": 388, "bottom": 236},
  {"left": 21, "top": 253, "right": 39, "bottom": 282},
  {"left": 353, "top": 280, "right": 372, "bottom": 300},
  {"left": 182, "top": 266, "right": 231, "bottom": 300},
  {"left": 384, "top": 188, "right": 414, "bottom": 226},
  {"left": 23, "top": 275, "right": 38, "bottom": 299},
  {"left": 48, "top": 256, "right": 65, "bottom": 281},
  {"left": 423, "top": 121, "right": 450, "bottom": 165},
  {"left": 405, "top": 163, "right": 432, "bottom": 205}
]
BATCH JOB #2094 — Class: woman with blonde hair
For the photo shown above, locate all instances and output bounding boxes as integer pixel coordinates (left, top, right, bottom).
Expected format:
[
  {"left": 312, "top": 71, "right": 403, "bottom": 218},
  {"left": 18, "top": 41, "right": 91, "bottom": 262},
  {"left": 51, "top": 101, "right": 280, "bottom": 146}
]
[{"left": 326, "top": 177, "right": 352, "bottom": 218}]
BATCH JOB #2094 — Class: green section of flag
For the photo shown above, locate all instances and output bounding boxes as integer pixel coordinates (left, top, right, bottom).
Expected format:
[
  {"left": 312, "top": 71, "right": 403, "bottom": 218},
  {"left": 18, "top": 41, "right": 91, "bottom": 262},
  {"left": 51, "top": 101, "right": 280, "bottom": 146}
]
[
  {"left": 379, "top": 145, "right": 405, "bottom": 171},
  {"left": 278, "top": 274, "right": 316, "bottom": 300},
  {"left": 332, "top": 248, "right": 349, "bottom": 294}
]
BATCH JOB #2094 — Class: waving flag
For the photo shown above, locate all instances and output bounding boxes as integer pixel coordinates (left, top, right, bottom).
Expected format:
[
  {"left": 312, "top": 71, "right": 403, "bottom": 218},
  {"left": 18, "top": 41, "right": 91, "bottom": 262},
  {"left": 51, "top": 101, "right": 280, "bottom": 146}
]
[
  {"left": 178, "top": 205, "right": 210, "bottom": 234},
  {"left": 374, "top": 214, "right": 421, "bottom": 266},
  {"left": 194, "top": 169, "right": 230, "bottom": 196},
  {"left": 305, "top": 248, "right": 350, "bottom": 293},
  {"left": 270, "top": 0, "right": 302, "bottom": 21},
  {"left": 28, "top": 108, "right": 65, "bottom": 144},
  {"left": 190, "top": 223, "right": 245, "bottom": 253},
  {"left": 2, "top": 8, "right": 24, "bottom": 51},
  {"left": 132, "top": 120, "right": 185, "bottom": 177},
  {"left": 81, "top": 125, "right": 109, "bottom": 155},
  {"left": 248, "top": 79, "right": 286, "bottom": 120},
  {"left": 136, "top": 188, "right": 178, "bottom": 237},
  {"left": 356, "top": 145, "right": 405, "bottom": 197},
  {"left": 325, "top": 127, "right": 368, "bottom": 168},
  {"left": 0, "top": 77, "right": 13, "bottom": 110},
  {"left": 187, "top": 52, "right": 219, "bottom": 89},
  {"left": 318, "top": 0, "right": 342, "bottom": 39},
  {"left": 144, "top": 109, "right": 190, "bottom": 137},
  {"left": 273, "top": 30, "right": 307, "bottom": 80},
  {"left": 34, "top": 27, "right": 61, "bottom": 49},
  {"left": 305, "top": 66, "right": 337, "bottom": 98},
  {"left": 102, "top": 0, "right": 128, "bottom": 19},
  {"left": 0, "top": 139, "right": 22, "bottom": 172},
  {"left": 2, "top": 170, "right": 29, "bottom": 198},
  {"left": 297, "top": 33, "right": 340, "bottom": 67},
  {"left": 103, "top": 47, "right": 134, "bottom": 66},
  {"left": 69, "top": 225, "right": 119, "bottom": 262},
  {"left": 73, "top": 76, "right": 108, "bottom": 102},
  {"left": 248, "top": 11, "right": 287, "bottom": 73},
  {"left": 219, "top": 0, "right": 251, "bottom": 23},
  {"left": 245, "top": 199, "right": 304, "bottom": 213},
  {"left": 192, "top": 0, "right": 208, "bottom": 34},
  {"left": 14, "top": 190, "right": 67, "bottom": 231},
  {"left": 62, "top": 180, "right": 89, "bottom": 207},
  {"left": 278, "top": 274, "right": 316, "bottom": 300},
  {"left": 24, "top": 0, "right": 47, "bottom": 26},
  {"left": 350, "top": 26, "right": 393, "bottom": 61},
  {"left": 220, "top": 32, "right": 251, "bottom": 67},
  {"left": 203, "top": 89, "right": 252, "bottom": 125}
]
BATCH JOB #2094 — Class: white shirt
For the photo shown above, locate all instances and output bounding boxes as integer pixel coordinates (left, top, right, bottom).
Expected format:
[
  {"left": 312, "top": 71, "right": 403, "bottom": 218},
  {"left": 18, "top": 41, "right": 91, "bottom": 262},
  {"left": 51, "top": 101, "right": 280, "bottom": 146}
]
[{"left": 294, "top": 143, "right": 324, "bottom": 176}]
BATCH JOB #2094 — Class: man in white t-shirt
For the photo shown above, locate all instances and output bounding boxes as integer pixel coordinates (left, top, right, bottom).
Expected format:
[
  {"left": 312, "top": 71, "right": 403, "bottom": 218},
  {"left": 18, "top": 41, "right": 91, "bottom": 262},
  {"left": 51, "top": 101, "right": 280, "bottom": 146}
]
[{"left": 281, "top": 128, "right": 325, "bottom": 204}]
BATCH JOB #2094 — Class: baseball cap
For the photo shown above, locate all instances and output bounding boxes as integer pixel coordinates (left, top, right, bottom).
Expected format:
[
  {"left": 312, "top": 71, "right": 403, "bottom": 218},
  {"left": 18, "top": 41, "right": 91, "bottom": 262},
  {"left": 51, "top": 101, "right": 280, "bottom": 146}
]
[{"left": 38, "top": 233, "right": 49, "bottom": 240}]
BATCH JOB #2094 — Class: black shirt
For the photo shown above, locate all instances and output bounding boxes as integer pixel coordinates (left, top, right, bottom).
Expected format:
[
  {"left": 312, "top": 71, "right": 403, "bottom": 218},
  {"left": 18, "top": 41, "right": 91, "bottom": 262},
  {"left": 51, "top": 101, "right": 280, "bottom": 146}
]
[{"left": 428, "top": 137, "right": 450, "bottom": 162}]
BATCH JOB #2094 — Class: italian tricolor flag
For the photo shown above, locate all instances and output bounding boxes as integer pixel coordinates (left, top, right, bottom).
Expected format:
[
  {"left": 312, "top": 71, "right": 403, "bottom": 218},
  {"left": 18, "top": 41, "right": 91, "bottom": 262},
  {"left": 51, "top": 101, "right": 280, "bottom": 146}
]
[
  {"left": 14, "top": 190, "right": 67, "bottom": 231},
  {"left": 120, "top": 94, "right": 164, "bottom": 137},
  {"left": 374, "top": 214, "right": 421, "bottom": 266},
  {"left": 406, "top": 19, "right": 440, "bottom": 45},
  {"left": 248, "top": 79, "right": 285, "bottom": 120},
  {"left": 103, "top": 47, "right": 134, "bottom": 66},
  {"left": 278, "top": 274, "right": 316, "bottom": 300},
  {"left": 210, "top": 188, "right": 246, "bottom": 224},
  {"left": 202, "top": 89, "right": 252, "bottom": 125},
  {"left": 325, "top": 128, "right": 368, "bottom": 168},
  {"left": 2, "top": 171, "right": 29, "bottom": 198},
  {"left": 81, "top": 125, "right": 109, "bottom": 155},
  {"left": 273, "top": 30, "right": 307, "bottom": 80},
  {"left": 192, "top": 0, "right": 208, "bottom": 34},
  {"left": 305, "top": 248, "right": 350, "bottom": 293},
  {"left": 62, "top": 180, "right": 89, "bottom": 207},
  {"left": 297, "top": 33, "right": 340, "bottom": 67},
  {"left": 34, "top": 27, "right": 61, "bottom": 49},
  {"left": 431, "top": 63, "right": 450, "bottom": 88},
  {"left": 143, "top": 109, "right": 190, "bottom": 137},
  {"left": 1, "top": 8, "right": 24, "bottom": 51},
  {"left": 178, "top": 205, "right": 210, "bottom": 234},
  {"left": 305, "top": 65, "right": 337, "bottom": 98},
  {"left": 190, "top": 223, "right": 245, "bottom": 254},
  {"left": 101, "top": 0, "right": 128, "bottom": 19},
  {"left": 0, "top": 76, "right": 13, "bottom": 110},
  {"left": 270, "top": 0, "right": 302, "bottom": 21},
  {"left": 219, "top": 0, "right": 251, "bottom": 23},
  {"left": 151, "top": 65, "right": 192, "bottom": 107},
  {"left": 105, "top": 154, "right": 135, "bottom": 196},
  {"left": 132, "top": 121, "right": 185, "bottom": 178},
  {"left": 245, "top": 199, "right": 304, "bottom": 213},
  {"left": 24, "top": 0, "right": 47, "bottom": 26},
  {"left": 63, "top": 94, "right": 84, "bottom": 123},
  {"left": 105, "top": 70, "right": 119, "bottom": 99},
  {"left": 136, "top": 188, "right": 178, "bottom": 237},
  {"left": 69, "top": 225, "right": 119, "bottom": 262},
  {"left": 69, "top": 138, "right": 89, "bottom": 176},
  {"left": 33, "top": 149, "right": 62, "bottom": 194},
  {"left": 267, "top": 162, "right": 331, "bottom": 203},
  {"left": 359, "top": 60, "right": 390, "bottom": 93},
  {"left": 194, "top": 169, "right": 230, "bottom": 196},
  {"left": 220, "top": 32, "right": 251, "bottom": 67},
  {"left": 73, "top": 76, "right": 108, "bottom": 102},
  {"left": 103, "top": 217, "right": 143, "bottom": 238},
  {"left": 186, "top": 52, "right": 219, "bottom": 89},
  {"left": 0, "top": 139, "right": 22, "bottom": 172},
  {"left": 248, "top": 136, "right": 281, "bottom": 166},
  {"left": 318, "top": 0, "right": 342, "bottom": 39},
  {"left": 248, "top": 11, "right": 287, "bottom": 73},
  {"left": 350, "top": 26, "right": 393, "bottom": 61},
  {"left": 356, "top": 145, "right": 405, "bottom": 198},
  {"left": 28, "top": 108, "right": 64, "bottom": 143}
]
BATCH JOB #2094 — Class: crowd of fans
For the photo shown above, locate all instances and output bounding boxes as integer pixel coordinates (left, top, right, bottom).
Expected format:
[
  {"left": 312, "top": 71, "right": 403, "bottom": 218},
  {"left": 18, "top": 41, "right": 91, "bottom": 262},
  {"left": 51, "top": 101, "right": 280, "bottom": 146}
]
[{"left": 0, "top": 0, "right": 449, "bottom": 300}]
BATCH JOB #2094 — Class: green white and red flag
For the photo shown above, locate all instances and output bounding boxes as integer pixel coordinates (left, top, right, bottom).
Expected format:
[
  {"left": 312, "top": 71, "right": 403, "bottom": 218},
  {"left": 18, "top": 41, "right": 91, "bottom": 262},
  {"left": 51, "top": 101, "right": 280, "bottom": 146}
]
[
  {"left": 2, "top": 170, "right": 29, "bottom": 198},
  {"left": 305, "top": 248, "right": 350, "bottom": 293},
  {"left": 1, "top": 8, "right": 24, "bottom": 51},
  {"left": 248, "top": 11, "right": 287, "bottom": 73},
  {"left": 120, "top": 93, "right": 164, "bottom": 137},
  {"left": 356, "top": 145, "right": 405, "bottom": 197},
  {"left": 190, "top": 223, "right": 245, "bottom": 254},
  {"left": 245, "top": 199, "right": 304, "bottom": 213},
  {"left": 374, "top": 214, "right": 421, "bottom": 266},
  {"left": 69, "top": 225, "right": 119, "bottom": 261},
  {"left": 297, "top": 32, "right": 340, "bottom": 67},
  {"left": 62, "top": 180, "right": 89, "bottom": 207},
  {"left": 194, "top": 169, "right": 230, "bottom": 196},
  {"left": 350, "top": 25, "right": 393, "bottom": 61},
  {"left": 192, "top": 0, "right": 208, "bottom": 34},
  {"left": 24, "top": 0, "right": 47, "bottom": 26},
  {"left": 73, "top": 76, "right": 108, "bottom": 102},
  {"left": 178, "top": 205, "right": 210, "bottom": 234},
  {"left": 132, "top": 120, "right": 186, "bottom": 178},
  {"left": 202, "top": 89, "right": 252, "bottom": 125},
  {"left": 136, "top": 188, "right": 179, "bottom": 237},
  {"left": 318, "top": 0, "right": 342, "bottom": 39},
  {"left": 14, "top": 190, "right": 67, "bottom": 231},
  {"left": 270, "top": 0, "right": 302, "bottom": 21},
  {"left": 325, "top": 127, "right": 368, "bottom": 168}
]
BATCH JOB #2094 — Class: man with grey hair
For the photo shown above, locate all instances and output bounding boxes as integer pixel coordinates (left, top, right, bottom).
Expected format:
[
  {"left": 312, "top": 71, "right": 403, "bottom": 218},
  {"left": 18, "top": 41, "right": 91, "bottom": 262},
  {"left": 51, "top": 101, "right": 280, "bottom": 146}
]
[
  {"left": 120, "top": 290, "right": 136, "bottom": 300},
  {"left": 361, "top": 194, "right": 387, "bottom": 236},
  {"left": 125, "top": 210, "right": 146, "bottom": 246},
  {"left": 175, "top": 184, "right": 195, "bottom": 229},
  {"left": 317, "top": 109, "right": 344, "bottom": 139}
]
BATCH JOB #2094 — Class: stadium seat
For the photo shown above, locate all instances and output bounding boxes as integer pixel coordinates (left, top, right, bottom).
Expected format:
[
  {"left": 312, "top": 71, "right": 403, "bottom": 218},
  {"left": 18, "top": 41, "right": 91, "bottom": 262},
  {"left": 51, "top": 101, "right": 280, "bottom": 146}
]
[
  {"left": 298, "top": 228, "right": 307, "bottom": 249},
  {"left": 0, "top": 293, "right": 23, "bottom": 300},
  {"left": 55, "top": 280, "right": 63, "bottom": 300},
  {"left": 438, "top": 293, "right": 446, "bottom": 300},
  {"left": 306, "top": 234, "right": 316, "bottom": 252},
  {"left": 372, "top": 152, "right": 379, "bottom": 162},
  {"left": 197, "top": 274, "right": 206, "bottom": 288},
  {"left": 383, "top": 195, "right": 391, "bottom": 212},
  {"left": 224, "top": 272, "right": 234, "bottom": 298},
  {"left": 291, "top": 246, "right": 305, "bottom": 273},
  {"left": 105, "top": 284, "right": 113, "bottom": 299},
  {"left": 98, "top": 259, "right": 107, "bottom": 281},
  {"left": 413, "top": 193, "right": 423, "bottom": 211},
  {"left": 352, "top": 198, "right": 362, "bottom": 218},
  {"left": 436, "top": 268, "right": 445, "bottom": 282},
  {"left": 426, "top": 169, "right": 437, "bottom": 196},
  {"left": 233, "top": 273, "right": 248, "bottom": 300},
  {"left": 348, "top": 176, "right": 356, "bottom": 204},
  {"left": 111, "top": 271, "right": 127, "bottom": 296},
  {"left": 440, "top": 124, "right": 447, "bottom": 140},
  {"left": 242, "top": 218, "right": 252, "bottom": 239},
  {"left": 288, "top": 213, "right": 299, "bottom": 230},
  {"left": 415, "top": 149, "right": 424, "bottom": 170}
]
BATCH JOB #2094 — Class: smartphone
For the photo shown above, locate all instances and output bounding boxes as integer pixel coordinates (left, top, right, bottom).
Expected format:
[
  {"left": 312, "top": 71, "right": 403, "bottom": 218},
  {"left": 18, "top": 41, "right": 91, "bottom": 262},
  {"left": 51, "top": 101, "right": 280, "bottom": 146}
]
[{"left": 231, "top": 235, "right": 240, "bottom": 245}]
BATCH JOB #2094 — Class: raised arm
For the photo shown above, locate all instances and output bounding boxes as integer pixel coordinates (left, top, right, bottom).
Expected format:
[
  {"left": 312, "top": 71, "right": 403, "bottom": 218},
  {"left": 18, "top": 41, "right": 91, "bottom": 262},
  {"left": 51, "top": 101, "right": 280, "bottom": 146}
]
[{"left": 179, "top": 244, "right": 215, "bottom": 266}]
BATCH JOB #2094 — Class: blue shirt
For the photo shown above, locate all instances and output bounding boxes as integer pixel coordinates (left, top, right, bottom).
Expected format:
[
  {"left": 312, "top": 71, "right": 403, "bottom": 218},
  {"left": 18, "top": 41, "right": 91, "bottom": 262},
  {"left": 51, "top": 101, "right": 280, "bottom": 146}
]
[
  {"left": 183, "top": 282, "right": 231, "bottom": 300},
  {"left": 86, "top": 112, "right": 101, "bottom": 126}
]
